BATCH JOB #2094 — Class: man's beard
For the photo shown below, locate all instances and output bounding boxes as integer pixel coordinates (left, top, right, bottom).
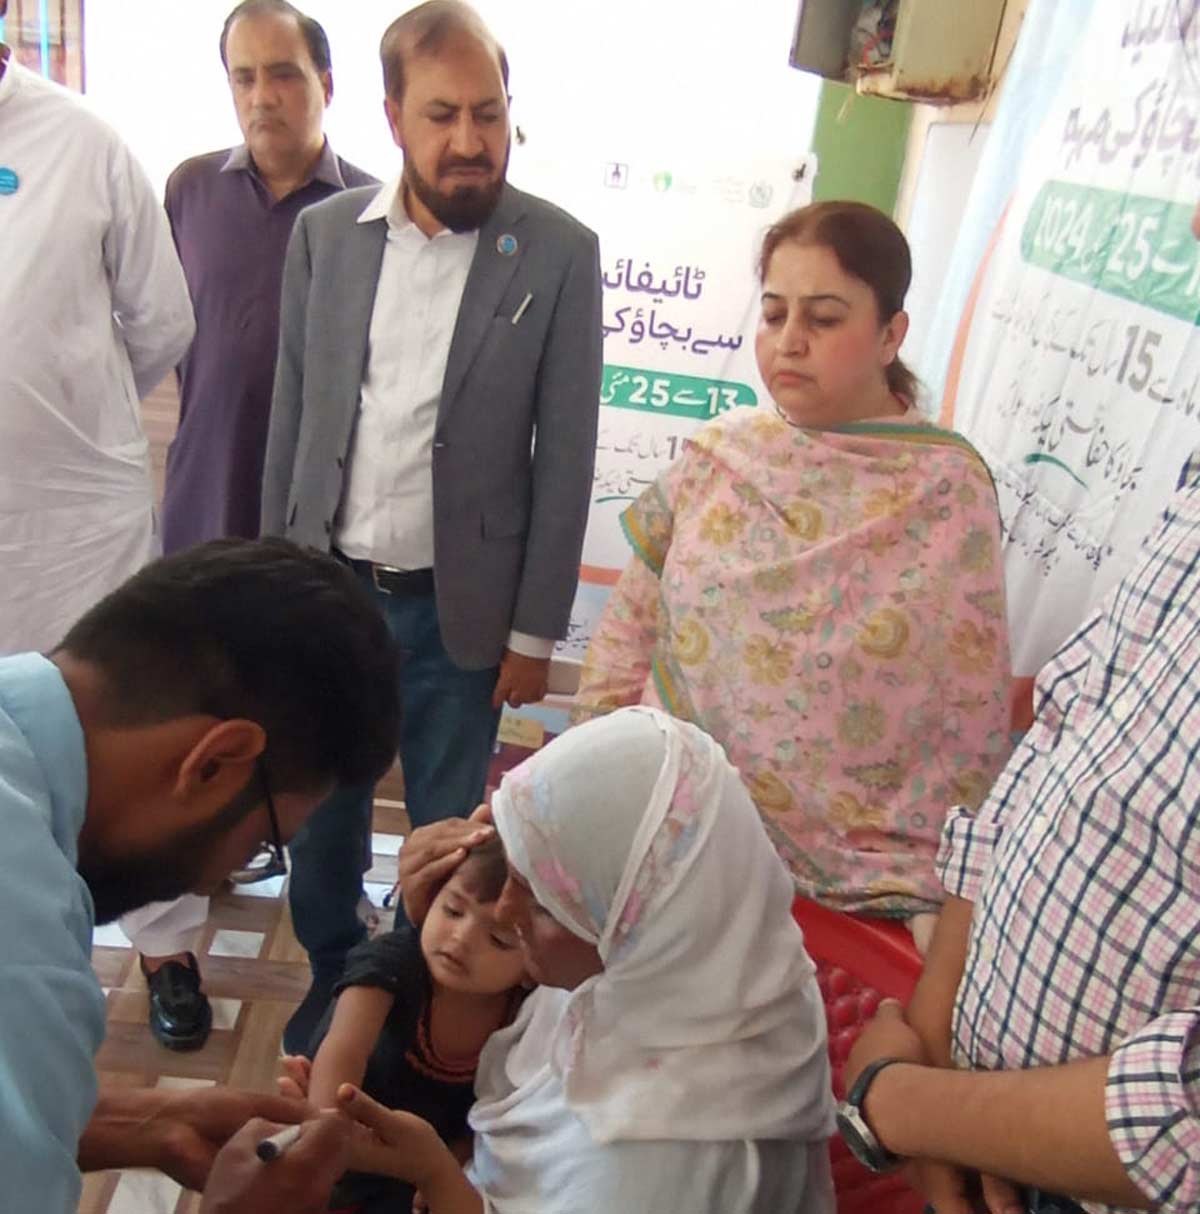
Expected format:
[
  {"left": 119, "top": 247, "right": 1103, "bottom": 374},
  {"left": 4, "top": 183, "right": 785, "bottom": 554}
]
[
  {"left": 79, "top": 780, "right": 261, "bottom": 924},
  {"left": 404, "top": 147, "right": 508, "bottom": 233}
]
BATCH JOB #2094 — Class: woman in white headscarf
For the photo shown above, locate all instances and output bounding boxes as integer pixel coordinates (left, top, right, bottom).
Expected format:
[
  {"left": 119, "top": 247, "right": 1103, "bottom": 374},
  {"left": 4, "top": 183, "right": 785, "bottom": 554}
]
[{"left": 331, "top": 707, "right": 836, "bottom": 1214}]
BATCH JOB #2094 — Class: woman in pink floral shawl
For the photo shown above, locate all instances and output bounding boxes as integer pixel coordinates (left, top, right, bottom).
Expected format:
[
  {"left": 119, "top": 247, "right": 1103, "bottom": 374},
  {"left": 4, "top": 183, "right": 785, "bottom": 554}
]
[{"left": 576, "top": 202, "right": 1012, "bottom": 932}]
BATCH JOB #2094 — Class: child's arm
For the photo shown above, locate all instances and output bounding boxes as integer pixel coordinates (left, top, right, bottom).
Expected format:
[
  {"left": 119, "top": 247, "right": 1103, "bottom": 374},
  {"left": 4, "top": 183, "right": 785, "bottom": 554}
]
[{"left": 308, "top": 986, "right": 395, "bottom": 1112}]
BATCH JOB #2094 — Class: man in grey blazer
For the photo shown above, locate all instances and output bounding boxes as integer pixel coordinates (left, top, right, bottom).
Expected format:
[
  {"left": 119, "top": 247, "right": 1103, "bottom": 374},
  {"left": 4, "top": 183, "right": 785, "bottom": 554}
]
[{"left": 261, "top": 0, "right": 602, "bottom": 1049}]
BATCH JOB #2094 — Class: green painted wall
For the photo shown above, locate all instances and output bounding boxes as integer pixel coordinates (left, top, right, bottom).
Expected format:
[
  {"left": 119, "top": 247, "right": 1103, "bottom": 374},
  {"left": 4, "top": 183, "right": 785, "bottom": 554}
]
[{"left": 809, "top": 80, "right": 912, "bottom": 216}]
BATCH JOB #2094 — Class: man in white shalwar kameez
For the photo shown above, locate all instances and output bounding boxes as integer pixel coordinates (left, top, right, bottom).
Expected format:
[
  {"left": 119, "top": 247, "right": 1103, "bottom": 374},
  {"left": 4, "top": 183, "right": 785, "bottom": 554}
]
[
  {"left": 0, "top": 24, "right": 194, "bottom": 659},
  {"left": 0, "top": 20, "right": 198, "bottom": 1031}
]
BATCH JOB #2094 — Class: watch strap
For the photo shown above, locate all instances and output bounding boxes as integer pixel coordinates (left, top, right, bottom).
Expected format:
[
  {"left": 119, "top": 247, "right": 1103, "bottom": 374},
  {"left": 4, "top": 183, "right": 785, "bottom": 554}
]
[{"left": 846, "top": 1055, "right": 906, "bottom": 1109}]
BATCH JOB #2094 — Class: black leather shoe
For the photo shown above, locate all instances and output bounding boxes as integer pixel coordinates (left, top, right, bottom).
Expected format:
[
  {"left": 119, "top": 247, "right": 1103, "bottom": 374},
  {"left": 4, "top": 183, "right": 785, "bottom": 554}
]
[{"left": 142, "top": 953, "right": 213, "bottom": 1051}]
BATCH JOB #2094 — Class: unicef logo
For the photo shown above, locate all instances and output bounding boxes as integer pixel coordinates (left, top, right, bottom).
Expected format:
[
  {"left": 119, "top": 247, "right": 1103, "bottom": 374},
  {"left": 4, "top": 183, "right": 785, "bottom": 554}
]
[{"left": 748, "top": 181, "right": 773, "bottom": 209}]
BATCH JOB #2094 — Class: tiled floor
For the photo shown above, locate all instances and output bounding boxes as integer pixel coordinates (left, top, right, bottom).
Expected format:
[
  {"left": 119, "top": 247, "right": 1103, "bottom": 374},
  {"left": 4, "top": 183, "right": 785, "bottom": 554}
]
[{"left": 81, "top": 791, "right": 410, "bottom": 1214}]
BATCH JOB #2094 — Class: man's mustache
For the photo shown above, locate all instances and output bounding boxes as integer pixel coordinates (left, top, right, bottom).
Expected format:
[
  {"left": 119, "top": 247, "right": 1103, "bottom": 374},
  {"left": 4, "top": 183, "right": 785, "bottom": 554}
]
[{"left": 440, "top": 155, "right": 494, "bottom": 173}]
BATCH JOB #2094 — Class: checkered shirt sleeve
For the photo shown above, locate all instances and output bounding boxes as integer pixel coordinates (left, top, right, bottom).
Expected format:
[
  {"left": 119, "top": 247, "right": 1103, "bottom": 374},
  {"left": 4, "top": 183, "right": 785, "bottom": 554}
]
[
  {"left": 1106, "top": 1011, "right": 1200, "bottom": 1210},
  {"left": 935, "top": 451, "right": 1200, "bottom": 1213}
]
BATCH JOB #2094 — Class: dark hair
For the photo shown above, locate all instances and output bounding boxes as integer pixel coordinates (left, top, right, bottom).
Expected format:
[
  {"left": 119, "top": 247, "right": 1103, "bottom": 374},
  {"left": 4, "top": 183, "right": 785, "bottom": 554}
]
[
  {"left": 758, "top": 200, "right": 919, "bottom": 404},
  {"left": 219, "top": 0, "right": 332, "bottom": 74},
  {"left": 380, "top": 1, "right": 509, "bottom": 103},
  {"left": 455, "top": 836, "right": 508, "bottom": 903},
  {"left": 56, "top": 539, "right": 399, "bottom": 795}
]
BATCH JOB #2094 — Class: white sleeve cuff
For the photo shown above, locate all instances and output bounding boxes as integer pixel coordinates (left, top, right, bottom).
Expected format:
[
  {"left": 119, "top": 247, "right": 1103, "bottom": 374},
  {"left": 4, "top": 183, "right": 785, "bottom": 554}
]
[{"left": 506, "top": 631, "right": 556, "bottom": 660}]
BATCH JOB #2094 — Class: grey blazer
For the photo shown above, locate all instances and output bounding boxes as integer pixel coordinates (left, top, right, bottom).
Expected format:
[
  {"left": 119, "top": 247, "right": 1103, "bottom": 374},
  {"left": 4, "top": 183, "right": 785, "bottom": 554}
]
[{"left": 261, "top": 183, "right": 603, "bottom": 670}]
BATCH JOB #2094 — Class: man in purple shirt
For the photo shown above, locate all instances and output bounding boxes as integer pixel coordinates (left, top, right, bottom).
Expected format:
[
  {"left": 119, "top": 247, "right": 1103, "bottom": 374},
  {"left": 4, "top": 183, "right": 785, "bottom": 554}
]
[
  {"left": 124, "top": 0, "right": 375, "bottom": 1052},
  {"left": 162, "top": 0, "right": 376, "bottom": 551}
]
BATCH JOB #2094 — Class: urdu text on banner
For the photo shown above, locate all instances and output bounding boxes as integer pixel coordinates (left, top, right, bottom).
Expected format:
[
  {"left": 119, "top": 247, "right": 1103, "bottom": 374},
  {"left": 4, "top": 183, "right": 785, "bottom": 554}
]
[{"left": 941, "top": 0, "right": 1200, "bottom": 679}]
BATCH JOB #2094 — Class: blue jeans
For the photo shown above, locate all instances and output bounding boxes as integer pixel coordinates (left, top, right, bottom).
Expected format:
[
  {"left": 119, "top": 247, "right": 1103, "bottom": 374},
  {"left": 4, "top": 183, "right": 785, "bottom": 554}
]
[{"left": 285, "top": 580, "right": 500, "bottom": 1047}]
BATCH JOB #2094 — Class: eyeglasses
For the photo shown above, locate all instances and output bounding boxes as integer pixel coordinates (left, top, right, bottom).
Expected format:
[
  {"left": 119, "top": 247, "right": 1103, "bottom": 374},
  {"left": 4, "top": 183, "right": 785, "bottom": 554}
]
[{"left": 227, "top": 758, "right": 289, "bottom": 886}]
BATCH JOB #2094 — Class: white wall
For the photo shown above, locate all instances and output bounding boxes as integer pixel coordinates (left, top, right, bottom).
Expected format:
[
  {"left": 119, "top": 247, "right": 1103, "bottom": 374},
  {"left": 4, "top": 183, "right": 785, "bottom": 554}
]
[
  {"left": 901, "top": 120, "right": 990, "bottom": 384},
  {"left": 83, "top": 0, "right": 820, "bottom": 196},
  {"left": 892, "top": 0, "right": 1030, "bottom": 399}
]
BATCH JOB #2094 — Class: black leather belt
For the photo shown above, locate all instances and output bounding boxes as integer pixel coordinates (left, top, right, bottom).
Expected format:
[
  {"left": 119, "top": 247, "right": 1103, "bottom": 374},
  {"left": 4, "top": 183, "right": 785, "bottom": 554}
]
[{"left": 337, "top": 552, "right": 435, "bottom": 597}]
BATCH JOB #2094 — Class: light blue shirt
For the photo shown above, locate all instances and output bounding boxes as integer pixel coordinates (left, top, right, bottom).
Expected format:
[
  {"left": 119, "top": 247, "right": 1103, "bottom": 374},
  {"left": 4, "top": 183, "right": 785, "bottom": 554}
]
[{"left": 0, "top": 653, "right": 105, "bottom": 1212}]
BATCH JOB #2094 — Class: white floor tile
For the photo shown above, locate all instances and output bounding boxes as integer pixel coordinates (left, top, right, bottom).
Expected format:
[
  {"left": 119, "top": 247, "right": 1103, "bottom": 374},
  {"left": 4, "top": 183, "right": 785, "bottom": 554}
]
[
  {"left": 107, "top": 1168, "right": 182, "bottom": 1214},
  {"left": 371, "top": 832, "right": 405, "bottom": 856},
  {"left": 92, "top": 922, "right": 132, "bottom": 949},
  {"left": 209, "top": 997, "right": 242, "bottom": 1031},
  {"left": 232, "top": 873, "right": 288, "bottom": 900},
  {"left": 208, "top": 929, "right": 265, "bottom": 959}
]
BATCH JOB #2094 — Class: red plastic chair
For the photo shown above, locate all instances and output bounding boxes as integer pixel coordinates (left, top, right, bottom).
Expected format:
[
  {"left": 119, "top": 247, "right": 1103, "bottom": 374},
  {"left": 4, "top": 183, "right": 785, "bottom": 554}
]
[{"left": 792, "top": 895, "right": 925, "bottom": 1214}]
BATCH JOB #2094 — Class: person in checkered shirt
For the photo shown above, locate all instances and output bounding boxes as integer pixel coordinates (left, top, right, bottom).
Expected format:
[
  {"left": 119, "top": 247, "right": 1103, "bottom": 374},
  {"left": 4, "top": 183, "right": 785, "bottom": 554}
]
[{"left": 843, "top": 416, "right": 1200, "bottom": 1205}]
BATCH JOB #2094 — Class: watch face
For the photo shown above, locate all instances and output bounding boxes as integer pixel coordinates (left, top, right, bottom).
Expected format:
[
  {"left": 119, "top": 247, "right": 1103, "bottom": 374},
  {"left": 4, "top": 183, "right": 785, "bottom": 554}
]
[
  {"left": 836, "top": 1105, "right": 870, "bottom": 1157},
  {"left": 836, "top": 1103, "right": 895, "bottom": 1175}
]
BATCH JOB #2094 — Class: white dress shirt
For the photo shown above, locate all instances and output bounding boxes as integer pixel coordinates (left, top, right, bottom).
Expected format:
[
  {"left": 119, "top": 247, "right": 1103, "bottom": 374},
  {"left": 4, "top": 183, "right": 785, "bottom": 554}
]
[
  {"left": 336, "top": 174, "right": 476, "bottom": 571},
  {"left": 0, "top": 60, "right": 195, "bottom": 655},
  {"left": 336, "top": 176, "right": 552, "bottom": 660}
]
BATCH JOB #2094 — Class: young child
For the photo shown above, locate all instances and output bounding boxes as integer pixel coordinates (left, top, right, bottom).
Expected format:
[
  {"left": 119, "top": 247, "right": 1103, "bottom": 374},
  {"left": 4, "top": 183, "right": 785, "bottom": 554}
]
[{"left": 306, "top": 838, "right": 527, "bottom": 1214}]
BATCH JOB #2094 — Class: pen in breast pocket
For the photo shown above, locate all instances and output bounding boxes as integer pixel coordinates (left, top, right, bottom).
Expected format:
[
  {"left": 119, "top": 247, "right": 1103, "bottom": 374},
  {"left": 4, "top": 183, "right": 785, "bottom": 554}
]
[{"left": 511, "top": 292, "right": 533, "bottom": 325}]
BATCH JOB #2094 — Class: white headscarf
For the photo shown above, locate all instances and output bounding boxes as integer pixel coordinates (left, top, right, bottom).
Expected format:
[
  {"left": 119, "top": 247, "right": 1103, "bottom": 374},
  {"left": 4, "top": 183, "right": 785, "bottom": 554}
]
[{"left": 481, "top": 707, "right": 834, "bottom": 1145}]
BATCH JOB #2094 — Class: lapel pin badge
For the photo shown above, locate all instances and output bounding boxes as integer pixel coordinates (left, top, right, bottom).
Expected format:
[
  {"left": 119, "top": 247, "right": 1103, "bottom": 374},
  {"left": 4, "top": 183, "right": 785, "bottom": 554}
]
[
  {"left": 496, "top": 233, "right": 518, "bottom": 257},
  {"left": 0, "top": 168, "right": 19, "bottom": 196}
]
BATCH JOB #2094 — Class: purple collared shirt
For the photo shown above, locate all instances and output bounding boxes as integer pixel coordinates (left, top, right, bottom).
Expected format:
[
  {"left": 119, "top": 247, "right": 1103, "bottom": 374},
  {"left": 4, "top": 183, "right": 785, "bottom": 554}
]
[{"left": 160, "top": 140, "right": 376, "bottom": 551}]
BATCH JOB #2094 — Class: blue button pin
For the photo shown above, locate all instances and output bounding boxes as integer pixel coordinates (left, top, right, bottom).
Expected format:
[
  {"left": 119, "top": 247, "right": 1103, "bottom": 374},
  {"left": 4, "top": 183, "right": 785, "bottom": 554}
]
[
  {"left": 0, "top": 168, "right": 19, "bottom": 196},
  {"left": 496, "top": 233, "right": 518, "bottom": 257}
]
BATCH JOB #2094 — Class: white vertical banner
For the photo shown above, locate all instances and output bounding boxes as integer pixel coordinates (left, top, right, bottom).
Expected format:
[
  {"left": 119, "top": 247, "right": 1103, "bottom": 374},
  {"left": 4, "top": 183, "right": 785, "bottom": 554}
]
[
  {"left": 941, "top": 2, "right": 1200, "bottom": 680},
  {"left": 509, "top": 149, "right": 814, "bottom": 666}
]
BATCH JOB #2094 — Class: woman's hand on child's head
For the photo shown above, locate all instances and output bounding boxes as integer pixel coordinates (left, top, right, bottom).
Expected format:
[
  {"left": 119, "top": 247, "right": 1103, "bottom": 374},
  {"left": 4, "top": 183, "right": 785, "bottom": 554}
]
[
  {"left": 335, "top": 1085, "right": 446, "bottom": 1186},
  {"left": 388, "top": 803, "right": 489, "bottom": 911},
  {"left": 398, "top": 816, "right": 496, "bottom": 927}
]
